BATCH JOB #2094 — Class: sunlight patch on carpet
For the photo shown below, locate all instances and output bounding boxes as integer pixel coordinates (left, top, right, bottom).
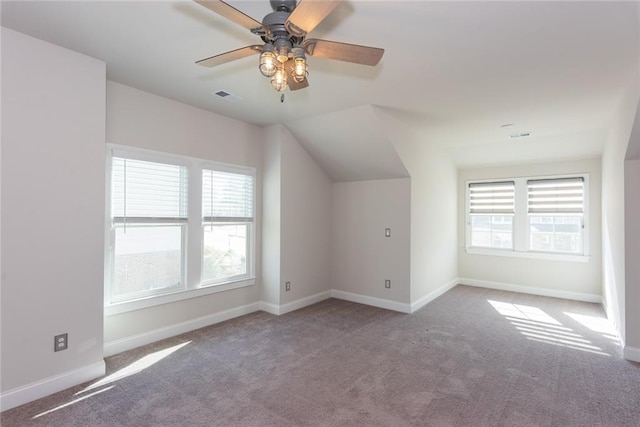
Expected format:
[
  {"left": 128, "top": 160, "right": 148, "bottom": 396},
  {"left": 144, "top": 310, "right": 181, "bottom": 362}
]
[
  {"left": 488, "top": 300, "right": 610, "bottom": 356},
  {"left": 32, "top": 386, "right": 114, "bottom": 419},
  {"left": 77, "top": 341, "right": 192, "bottom": 395},
  {"left": 564, "top": 312, "right": 619, "bottom": 342}
]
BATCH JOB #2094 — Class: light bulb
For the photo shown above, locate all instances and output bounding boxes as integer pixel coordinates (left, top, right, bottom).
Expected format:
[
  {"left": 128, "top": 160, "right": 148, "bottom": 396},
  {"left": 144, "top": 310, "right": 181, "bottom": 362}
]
[
  {"left": 293, "top": 57, "right": 308, "bottom": 82},
  {"left": 291, "top": 47, "right": 308, "bottom": 83},
  {"left": 259, "top": 44, "right": 276, "bottom": 77},
  {"left": 270, "top": 66, "right": 288, "bottom": 92}
]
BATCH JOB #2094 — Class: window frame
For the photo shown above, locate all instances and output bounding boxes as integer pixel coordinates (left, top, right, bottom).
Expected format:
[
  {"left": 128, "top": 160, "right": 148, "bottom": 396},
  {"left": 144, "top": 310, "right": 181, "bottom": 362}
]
[
  {"left": 465, "top": 174, "right": 589, "bottom": 263},
  {"left": 104, "top": 145, "right": 256, "bottom": 315},
  {"left": 201, "top": 163, "right": 256, "bottom": 286},
  {"left": 467, "top": 181, "right": 516, "bottom": 251}
]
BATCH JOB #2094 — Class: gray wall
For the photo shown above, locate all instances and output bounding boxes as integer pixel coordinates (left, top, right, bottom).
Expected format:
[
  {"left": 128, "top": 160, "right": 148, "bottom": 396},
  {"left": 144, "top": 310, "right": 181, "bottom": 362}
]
[
  {"left": 261, "top": 124, "right": 333, "bottom": 310},
  {"left": 332, "top": 179, "right": 411, "bottom": 304},
  {"left": 1, "top": 28, "right": 106, "bottom": 404}
]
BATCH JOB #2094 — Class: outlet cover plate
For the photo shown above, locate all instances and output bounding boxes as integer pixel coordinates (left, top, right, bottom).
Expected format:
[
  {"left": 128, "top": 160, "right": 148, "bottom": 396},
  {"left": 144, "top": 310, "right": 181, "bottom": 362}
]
[{"left": 54, "top": 333, "right": 68, "bottom": 352}]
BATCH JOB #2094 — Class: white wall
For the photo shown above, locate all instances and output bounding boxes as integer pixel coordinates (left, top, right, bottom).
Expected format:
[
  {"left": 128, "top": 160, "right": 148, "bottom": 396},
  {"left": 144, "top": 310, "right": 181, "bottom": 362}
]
[
  {"left": 279, "top": 125, "right": 333, "bottom": 305},
  {"left": 625, "top": 158, "right": 640, "bottom": 355},
  {"left": 332, "top": 179, "right": 411, "bottom": 305},
  {"left": 104, "top": 82, "right": 263, "bottom": 345},
  {"left": 261, "top": 124, "right": 333, "bottom": 311},
  {"left": 1, "top": 28, "right": 106, "bottom": 408},
  {"left": 458, "top": 159, "right": 602, "bottom": 299},
  {"left": 261, "top": 126, "right": 282, "bottom": 307},
  {"left": 375, "top": 108, "right": 459, "bottom": 308},
  {"left": 624, "top": 94, "right": 640, "bottom": 356},
  {"left": 602, "top": 83, "right": 639, "bottom": 344}
]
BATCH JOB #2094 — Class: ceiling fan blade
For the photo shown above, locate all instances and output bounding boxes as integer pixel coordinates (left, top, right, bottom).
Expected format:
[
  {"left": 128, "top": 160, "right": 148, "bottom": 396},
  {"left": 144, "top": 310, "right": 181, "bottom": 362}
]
[
  {"left": 303, "top": 39, "right": 384, "bottom": 66},
  {"left": 194, "top": 0, "right": 263, "bottom": 31},
  {"left": 285, "top": 0, "right": 342, "bottom": 37},
  {"left": 285, "top": 60, "right": 310, "bottom": 91},
  {"left": 289, "top": 76, "right": 310, "bottom": 91},
  {"left": 196, "top": 45, "right": 262, "bottom": 67}
]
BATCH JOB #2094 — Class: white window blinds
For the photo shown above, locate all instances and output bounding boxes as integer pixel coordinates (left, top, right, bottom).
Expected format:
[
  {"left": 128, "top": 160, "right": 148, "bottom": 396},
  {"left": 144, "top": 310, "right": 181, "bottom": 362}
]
[
  {"left": 202, "top": 169, "right": 254, "bottom": 222},
  {"left": 527, "top": 177, "right": 584, "bottom": 213},
  {"left": 469, "top": 181, "right": 515, "bottom": 214},
  {"left": 111, "top": 157, "right": 189, "bottom": 223}
]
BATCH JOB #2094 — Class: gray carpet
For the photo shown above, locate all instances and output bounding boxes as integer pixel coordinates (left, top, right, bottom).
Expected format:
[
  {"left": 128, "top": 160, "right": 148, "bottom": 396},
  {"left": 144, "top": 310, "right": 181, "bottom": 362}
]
[{"left": 3, "top": 285, "right": 640, "bottom": 426}]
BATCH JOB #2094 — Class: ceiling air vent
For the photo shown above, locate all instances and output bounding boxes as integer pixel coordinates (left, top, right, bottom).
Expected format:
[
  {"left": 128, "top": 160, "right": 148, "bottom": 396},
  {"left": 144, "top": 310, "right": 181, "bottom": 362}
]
[
  {"left": 510, "top": 132, "right": 532, "bottom": 139},
  {"left": 213, "top": 90, "right": 241, "bottom": 102}
]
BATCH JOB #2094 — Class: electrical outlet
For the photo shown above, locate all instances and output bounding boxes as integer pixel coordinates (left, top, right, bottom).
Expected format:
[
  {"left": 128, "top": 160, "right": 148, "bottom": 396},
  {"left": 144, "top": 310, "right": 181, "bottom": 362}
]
[
  {"left": 385, "top": 280, "right": 391, "bottom": 289},
  {"left": 285, "top": 281, "right": 291, "bottom": 291},
  {"left": 54, "top": 333, "right": 68, "bottom": 352},
  {"left": 385, "top": 228, "right": 391, "bottom": 237}
]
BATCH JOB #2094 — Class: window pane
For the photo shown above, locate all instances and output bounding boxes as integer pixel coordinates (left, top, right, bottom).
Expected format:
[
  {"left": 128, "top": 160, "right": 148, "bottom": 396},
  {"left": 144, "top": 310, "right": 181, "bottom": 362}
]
[
  {"left": 113, "top": 225, "right": 183, "bottom": 300},
  {"left": 203, "top": 224, "right": 248, "bottom": 283},
  {"left": 471, "top": 215, "right": 513, "bottom": 249},
  {"left": 530, "top": 215, "right": 582, "bottom": 254}
]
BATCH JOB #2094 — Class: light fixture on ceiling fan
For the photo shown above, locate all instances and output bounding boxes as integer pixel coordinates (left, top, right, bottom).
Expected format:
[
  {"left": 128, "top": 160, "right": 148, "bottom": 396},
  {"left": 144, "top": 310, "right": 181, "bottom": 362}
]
[{"left": 194, "top": 0, "right": 384, "bottom": 92}]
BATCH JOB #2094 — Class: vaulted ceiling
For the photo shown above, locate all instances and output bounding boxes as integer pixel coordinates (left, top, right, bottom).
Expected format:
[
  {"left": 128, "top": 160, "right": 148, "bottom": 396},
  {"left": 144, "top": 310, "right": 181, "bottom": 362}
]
[{"left": 2, "top": 1, "right": 639, "bottom": 180}]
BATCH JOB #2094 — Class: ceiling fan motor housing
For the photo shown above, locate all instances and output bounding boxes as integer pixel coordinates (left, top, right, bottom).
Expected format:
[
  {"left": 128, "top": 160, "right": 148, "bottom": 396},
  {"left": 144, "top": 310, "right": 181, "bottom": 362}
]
[
  {"left": 270, "top": 0, "right": 297, "bottom": 13},
  {"left": 261, "top": 9, "right": 303, "bottom": 62}
]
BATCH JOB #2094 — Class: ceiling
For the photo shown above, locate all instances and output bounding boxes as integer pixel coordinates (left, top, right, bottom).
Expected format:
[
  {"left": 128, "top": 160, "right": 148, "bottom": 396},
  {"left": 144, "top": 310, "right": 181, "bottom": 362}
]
[{"left": 2, "top": 1, "right": 639, "bottom": 179}]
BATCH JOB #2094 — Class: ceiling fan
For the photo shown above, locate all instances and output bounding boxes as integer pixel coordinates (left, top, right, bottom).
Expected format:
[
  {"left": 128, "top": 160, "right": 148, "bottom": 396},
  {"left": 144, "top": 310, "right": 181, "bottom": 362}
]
[{"left": 194, "top": 0, "right": 384, "bottom": 92}]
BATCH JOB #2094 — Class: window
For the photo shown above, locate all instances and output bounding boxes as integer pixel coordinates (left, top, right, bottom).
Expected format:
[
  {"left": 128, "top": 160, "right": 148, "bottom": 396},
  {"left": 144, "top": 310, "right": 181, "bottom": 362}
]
[
  {"left": 110, "top": 156, "right": 188, "bottom": 302},
  {"left": 106, "top": 146, "right": 256, "bottom": 310},
  {"left": 202, "top": 168, "right": 254, "bottom": 284},
  {"left": 528, "top": 178, "right": 584, "bottom": 254},
  {"left": 468, "top": 181, "right": 514, "bottom": 249},
  {"left": 466, "top": 174, "right": 588, "bottom": 260}
]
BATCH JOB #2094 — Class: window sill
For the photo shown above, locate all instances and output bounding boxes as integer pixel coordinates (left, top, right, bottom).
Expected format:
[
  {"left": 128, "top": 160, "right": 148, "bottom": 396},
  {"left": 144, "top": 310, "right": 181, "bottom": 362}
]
[
  {"left": 104, "top": 278, "right": 256, "bottom": 316},
  {"left": 465, "top": 247, "right": 590, "bottom": 263}
]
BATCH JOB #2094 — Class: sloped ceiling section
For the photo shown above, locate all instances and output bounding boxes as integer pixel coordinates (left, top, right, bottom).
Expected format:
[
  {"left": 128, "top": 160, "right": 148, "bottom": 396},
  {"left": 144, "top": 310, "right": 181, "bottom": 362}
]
[
  {"left": 627, "top": 100, "right": 640, "bottom": 161},
  {"left": 284, "top": 105, "right": 409, "bottom": 182}
]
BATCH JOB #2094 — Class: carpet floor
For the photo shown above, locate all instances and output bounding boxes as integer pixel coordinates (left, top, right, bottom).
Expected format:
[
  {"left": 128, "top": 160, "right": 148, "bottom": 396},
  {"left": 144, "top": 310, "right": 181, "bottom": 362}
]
[{"left": 2, "top": 285, "right": 640, "bottom": 426}]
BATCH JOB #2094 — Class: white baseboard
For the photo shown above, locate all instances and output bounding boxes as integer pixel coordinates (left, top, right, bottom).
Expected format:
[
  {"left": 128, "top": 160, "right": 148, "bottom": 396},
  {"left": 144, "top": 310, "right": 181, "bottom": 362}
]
[
  {"left": 410, "top": 278, "right": 459, "bottom": 313},
  {"left": 278, "top": 291, "right": 332, "bottom": 315},
  {"left": 623, "top": 345, "right": 640, "bottom": 363},
  {"left": 104, "top": 302, "right": 261, "bottom": 357},
  {"left": 330, "top": 290, "right": 411, "bottom": 313},
  {"left": 459, "top": 278, "right": 603, "bottom": 304},
  {"left": 0, "top": 360, "right": 105, "bottom": 412},
  {"left": 259, "top": 301, "right": 280, "bottom": 315}
]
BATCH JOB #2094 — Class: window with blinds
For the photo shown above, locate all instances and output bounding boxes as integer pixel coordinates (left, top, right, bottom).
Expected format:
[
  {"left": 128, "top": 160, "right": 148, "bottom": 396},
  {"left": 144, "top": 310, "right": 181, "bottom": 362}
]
[
  {"left": 201, "top": 168, "right": 255, "bottom": 285},
  {"left": 469, "top": 181, "right": 515, "bottom": 214},
  {"left": 527, "top": 177, "right": 584, "bottom": 214},
  {"left": 465, "top": 174, "right": 588, "bottom": 258},
  {"left": 468, "top": 181, "right": 515, "bottom": 249},
  {"left": 528, "top": 177, "right": 584, "bottom": 254},
  {"left": 111, "top": 157, "right": 188, "bottom": 223},
  {"left": 106, "top": 147, "right": 257, "bottom": 309},
  {"left": 202, "top": 169, "right": 254, "bottom": 222},
  {"left": 109, "top": 156, "right": 189, "bottom": 302}
]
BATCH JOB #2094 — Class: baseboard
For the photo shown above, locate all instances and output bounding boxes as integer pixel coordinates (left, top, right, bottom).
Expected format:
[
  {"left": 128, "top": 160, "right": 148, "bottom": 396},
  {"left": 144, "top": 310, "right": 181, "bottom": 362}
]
[
  {"left": 278, "top": 291, "right": 332, "bottom": 315},
  {"left": 0, "top": 360, "right": 105, "bottom": 412},
  {"left": 259, "top": 301, "right": 280, "bottom": 315},
  {"left": 104, "top": 302, "right": 261, "bottom": 357},
  {"left": 410, "top": 278, "right": 459, "bottom": 313},
  {"left": 330, "top": 290, "right": 411, "bottom": 313},
  {"left": 623, "top": 345, "right": 640, "bottom": 363},
  {"left": 459, "top": 278, "right": 602, "bottom": 304}
]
